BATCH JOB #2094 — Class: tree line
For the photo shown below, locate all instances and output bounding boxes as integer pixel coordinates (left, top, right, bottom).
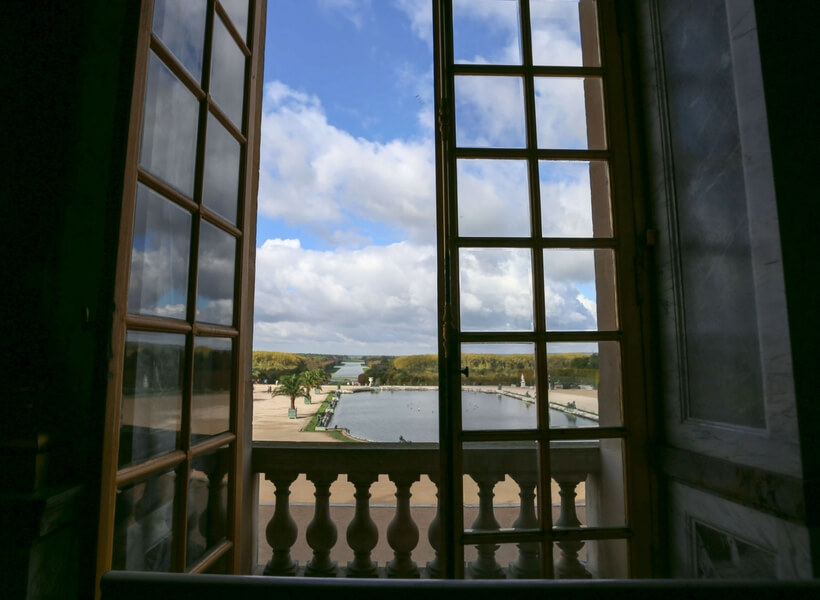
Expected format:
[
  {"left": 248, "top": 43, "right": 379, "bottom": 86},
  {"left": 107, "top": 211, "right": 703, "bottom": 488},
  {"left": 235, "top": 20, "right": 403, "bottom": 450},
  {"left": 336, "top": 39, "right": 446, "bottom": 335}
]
[
  {"left": 252, "top": 351, "right": 338, "bottom": 383},
  {"left": 252, "top": 351, "right": 600, "bottom": 389}
]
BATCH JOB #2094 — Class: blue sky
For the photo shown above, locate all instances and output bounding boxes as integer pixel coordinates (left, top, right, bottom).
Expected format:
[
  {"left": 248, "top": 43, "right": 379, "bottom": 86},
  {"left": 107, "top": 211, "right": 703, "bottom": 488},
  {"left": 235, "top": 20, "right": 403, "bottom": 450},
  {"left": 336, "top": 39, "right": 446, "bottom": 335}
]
[{"left": 252, "top": 0, "right": 603, "bottom": 355}]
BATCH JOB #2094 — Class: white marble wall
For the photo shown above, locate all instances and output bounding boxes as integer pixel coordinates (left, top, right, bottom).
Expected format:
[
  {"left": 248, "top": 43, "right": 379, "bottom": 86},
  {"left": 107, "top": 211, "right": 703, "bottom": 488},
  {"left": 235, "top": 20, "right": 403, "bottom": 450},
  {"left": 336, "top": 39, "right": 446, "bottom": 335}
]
[
  {"left": 668, "top": 482, "right": 811, "bottom": 579},
  {"left": 636, "top": 0, "right": 811, "bottom": 579},
  {"left": 638, "top": 0, "right": 801, "bottom": 477}
]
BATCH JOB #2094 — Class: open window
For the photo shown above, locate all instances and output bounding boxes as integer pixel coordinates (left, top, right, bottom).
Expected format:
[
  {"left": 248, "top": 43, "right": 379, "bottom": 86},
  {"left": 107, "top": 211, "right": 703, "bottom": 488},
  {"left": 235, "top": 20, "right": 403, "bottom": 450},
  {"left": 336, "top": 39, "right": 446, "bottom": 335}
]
[
  {"left": 96, "top": 0, "right": 266, "bottom": 584},
  {"left": 98, "top": 0, "right": 653, "bottom": 585},
  {"left": 434, "top": 0, "right": 652, "bottom": 577}
]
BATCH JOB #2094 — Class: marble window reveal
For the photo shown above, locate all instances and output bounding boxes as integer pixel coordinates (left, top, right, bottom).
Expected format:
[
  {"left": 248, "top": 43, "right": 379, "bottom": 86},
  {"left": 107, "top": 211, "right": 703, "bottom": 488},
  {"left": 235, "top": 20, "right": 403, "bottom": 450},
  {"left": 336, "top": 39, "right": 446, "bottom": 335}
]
[{"left": 659, "top": 0, "right": 765, "bottom": 428}]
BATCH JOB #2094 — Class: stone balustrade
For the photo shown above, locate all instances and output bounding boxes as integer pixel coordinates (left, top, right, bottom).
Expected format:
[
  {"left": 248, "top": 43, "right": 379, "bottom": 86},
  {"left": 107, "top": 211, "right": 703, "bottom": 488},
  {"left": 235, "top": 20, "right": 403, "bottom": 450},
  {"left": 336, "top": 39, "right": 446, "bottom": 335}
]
[{"left": 252, "top": 441, "right": 600, "bottom": 578}]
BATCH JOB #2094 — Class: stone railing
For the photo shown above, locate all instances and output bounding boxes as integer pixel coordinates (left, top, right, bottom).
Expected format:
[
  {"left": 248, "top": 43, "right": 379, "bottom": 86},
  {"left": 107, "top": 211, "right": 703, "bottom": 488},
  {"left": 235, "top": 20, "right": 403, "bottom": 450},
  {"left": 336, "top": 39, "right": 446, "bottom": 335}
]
[{"left": 251, "top": 441, "right": 600, "bottom": 578}]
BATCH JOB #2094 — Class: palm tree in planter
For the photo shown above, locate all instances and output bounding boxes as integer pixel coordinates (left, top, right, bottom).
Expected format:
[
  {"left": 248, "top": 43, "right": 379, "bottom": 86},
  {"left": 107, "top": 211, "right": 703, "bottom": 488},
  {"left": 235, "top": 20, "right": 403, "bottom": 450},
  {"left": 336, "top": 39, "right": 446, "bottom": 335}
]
[
  {"left": 301, "top": 369, "right": 326, "bottom": 403},
  {"left": 272, "top": 374, "right": 304, "bottom": 417}
]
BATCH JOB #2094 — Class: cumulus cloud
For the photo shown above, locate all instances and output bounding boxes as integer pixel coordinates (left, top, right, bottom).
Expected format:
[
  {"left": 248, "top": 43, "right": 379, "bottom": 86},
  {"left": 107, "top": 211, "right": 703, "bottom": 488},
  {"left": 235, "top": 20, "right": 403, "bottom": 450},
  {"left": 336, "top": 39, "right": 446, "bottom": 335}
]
[
  {"left": 253, "top": 3, "right": 607, "bottom": 354},
  {"left": 254, "top": 239, "right": 438, "bottom": 354},
  {"left": 394, "top": 0, "right": 433, "bottom": 47},
  {"left": 258, "top": 80, "right": 436, "bottom": 245}
]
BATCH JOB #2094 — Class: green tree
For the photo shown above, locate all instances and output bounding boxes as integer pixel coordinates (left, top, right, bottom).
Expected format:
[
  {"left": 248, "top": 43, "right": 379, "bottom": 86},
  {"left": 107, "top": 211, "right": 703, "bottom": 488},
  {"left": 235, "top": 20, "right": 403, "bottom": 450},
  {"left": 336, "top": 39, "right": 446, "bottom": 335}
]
[
  {"left": 272, "top": 373, "right": 304, "bottom": 412},
  {"left": 301, "top": 369, "right": 326, "bottom": 399}
]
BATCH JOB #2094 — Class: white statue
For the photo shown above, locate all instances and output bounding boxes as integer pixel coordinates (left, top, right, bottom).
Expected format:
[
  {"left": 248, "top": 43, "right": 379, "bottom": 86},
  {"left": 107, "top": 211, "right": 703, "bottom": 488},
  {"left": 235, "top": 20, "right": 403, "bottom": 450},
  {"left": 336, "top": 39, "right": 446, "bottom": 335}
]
[{"left": 520, "top": 373, "right": 526, "bottom": 387}]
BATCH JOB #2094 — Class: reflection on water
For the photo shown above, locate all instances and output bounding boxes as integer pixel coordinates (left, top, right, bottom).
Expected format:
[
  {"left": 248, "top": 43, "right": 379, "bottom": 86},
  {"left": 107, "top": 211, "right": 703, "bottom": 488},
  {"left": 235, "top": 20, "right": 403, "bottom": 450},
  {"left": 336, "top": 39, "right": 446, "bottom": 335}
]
[
  {"left": 331, "top": 361, "right": 366, "bottom": 380},
  {"left": 327, "top": 390, "right": 595, "bottom": 442}
]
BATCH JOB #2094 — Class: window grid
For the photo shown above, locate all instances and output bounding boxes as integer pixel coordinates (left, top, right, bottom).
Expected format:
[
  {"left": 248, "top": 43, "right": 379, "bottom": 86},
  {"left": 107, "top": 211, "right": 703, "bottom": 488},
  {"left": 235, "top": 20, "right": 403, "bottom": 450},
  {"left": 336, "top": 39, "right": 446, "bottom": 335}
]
[
  {"left": 440, "top": 0, "right": 636, "bottom": 578},
  {"left": 98, "top": 0, "right": 261, "bottom": 582}
]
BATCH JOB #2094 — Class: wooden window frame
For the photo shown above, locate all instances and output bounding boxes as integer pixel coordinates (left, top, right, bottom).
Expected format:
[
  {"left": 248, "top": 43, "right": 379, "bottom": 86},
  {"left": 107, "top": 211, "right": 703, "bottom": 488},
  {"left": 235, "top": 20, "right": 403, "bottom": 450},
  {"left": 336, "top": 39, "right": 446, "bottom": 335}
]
[
  {"left": 434, "top": 0, "right": 656, "bottom": 578},
  {"left": 96, "top": 0, "right": 266, "bottom": 592}
]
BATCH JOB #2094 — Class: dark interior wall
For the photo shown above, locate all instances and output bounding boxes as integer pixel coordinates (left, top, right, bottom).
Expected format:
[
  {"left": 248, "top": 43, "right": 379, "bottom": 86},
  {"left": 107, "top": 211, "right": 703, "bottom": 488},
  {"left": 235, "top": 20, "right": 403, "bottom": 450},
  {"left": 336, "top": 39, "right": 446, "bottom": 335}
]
[
  {"left": 0, "top": 1, "right": 139, "bottom": 596},
  {"left": 755, "top": 0, "right": 820, "bottom": 573}
]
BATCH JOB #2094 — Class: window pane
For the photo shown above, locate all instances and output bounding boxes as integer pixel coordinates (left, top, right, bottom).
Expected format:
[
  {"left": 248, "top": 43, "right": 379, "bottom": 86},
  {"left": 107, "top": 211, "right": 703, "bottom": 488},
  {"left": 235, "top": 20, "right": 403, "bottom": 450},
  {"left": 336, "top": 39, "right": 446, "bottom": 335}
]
[
  {"left": 462, "top": 441, "right": 541, "bottom": 534},
  {"left": 455, "top": 76, "right": 526, "bottom": 148},
  {"left": 458, "top": 159, "right": 530, "bottom": 238},
  {"left": 466, "top": 542, "right": 544, "bottom": 579},
  {"left": 453, "top": 0, "right": 521, "bottom": 65},
  {"left": 544, "top": 248, "right": 617, "bottom": 331},
  {"left": 551, "top": 439, "right": 626, "bottom": 530},
  {"left": 203, "top": 113, "right": 241, "bottom": 225},
  {"left": 196, "top": 222, "right": 236, "bottom": 326},
  {"left": 140, "top": 51, "right": 199, "bottom": 197},
  {"left": 210, "top": 14, "right": 245, "bottom": 127},
  {"left": 530, "top": 0, "right": 600, "bottom": 67},
  {"left": 113, "top": 468, "right": 177, "bottom": 571},
  {"left": 562, "top": 538, "right": 628, "bottom": 578},
  {"left": 219, "top": 0, "right": 249, "bottom": 42},
  {"left": 540, "top": 161, "right": 611, "bottom": 238},
  {"left": 547, "top": 341, "right": 622, "bottom": 427},
  {"left": 152, "top": 0, "right": 207, "bottom": 83},
  {"left": 461, "top": 343, "right": 537, "bottom": 431},
  {"left": 119, "top": 332, "right": 184, "bottom": 467},
  {"left": 128, "top": 184, "right": 192, "bottom": 319},
  {"left": 460, "top": 248, "right": 533, "bottom": 332},
  {"left": 187, "top": 445, "right": 230, "bottom": 567},
  {"left": 534, "top": 77, "right": 606, "bottom": 150},
  {"left": 192, "top": 337, "right": 232, "bottom": 440}
]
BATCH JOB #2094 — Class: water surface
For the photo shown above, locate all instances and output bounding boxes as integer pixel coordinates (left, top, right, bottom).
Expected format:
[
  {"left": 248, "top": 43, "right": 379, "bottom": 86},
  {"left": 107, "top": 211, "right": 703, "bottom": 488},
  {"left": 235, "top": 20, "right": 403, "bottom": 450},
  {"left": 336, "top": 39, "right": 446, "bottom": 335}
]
[{"left": 327, "top": 389, "right": 596, "bottom": 442}]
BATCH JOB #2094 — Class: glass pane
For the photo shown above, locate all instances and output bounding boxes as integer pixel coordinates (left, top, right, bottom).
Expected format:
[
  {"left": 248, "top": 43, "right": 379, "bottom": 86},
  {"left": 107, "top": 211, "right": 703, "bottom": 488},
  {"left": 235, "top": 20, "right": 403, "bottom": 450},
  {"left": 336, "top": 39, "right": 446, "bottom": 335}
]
[
  {"left": 187, "top": 445, "right": 230, "bottom": 567},
  {"left": 119, "top": 332, "right": 184, "bottom": 467},
  {"left": 463, "top": 441, "right": 540, "bottom": 532},
  {"left": 203, "top": 113, "right": 241, "bottom": 225},
  {"left": 544, "top": 248, "right": 617, "bottom": 331},
  {"left": 453, "top": 0, "right": 521, "bottom": 65},
  {"left": 127, "top": 184, "right": 192, "bottom": 318},
  {"left": 455, "top": 76, "right": 526, "bottom": 148},
  {"left": 151, "top": 0, "right": 207, "bottom": 83},
  {"left": 530, "top": 0, "right": 600, "bottom": 67},
  {"left": 112, "top": 468, "right": 176, "bottom": 571},
  {"left": 461, "top": 343, "right": 537, "bottom": 431},
  {"left": 457, "top": 159, "right": 530, "bottom": 237},
  {"left": 534, "top": 77, "right": 606, "bottom": 149},
  {"left": 539, "top": 161, "right": 611, "bottom": 237},
  {"left": 220, "top": 0, "right": 249, "bottom": 42},
  {"left": 196, "top": 222, "right": 236, "bottom": 326},
  {"left": 210, "top": 14, "right": 245, "bottom": 127},
  {"left": 140, "top": 51, "right": 199, "bottom": 197},
  {"left": 553, "top": 538, "right": 627, "bottom": 579},
  {"left": 465, "top": 542, "right": 543, "bottom": 579},
  {"left": 551, "top": 439, "right": 626, "bottom": 529},
  {"left": 459, "top": 248, "right": 533, "bottom": 331},
  {"left": 192, "top": 337, "right": 232, "bottom": 440},
  {"left": 547, "top": 341, "right": 622, "bottom": 427}
]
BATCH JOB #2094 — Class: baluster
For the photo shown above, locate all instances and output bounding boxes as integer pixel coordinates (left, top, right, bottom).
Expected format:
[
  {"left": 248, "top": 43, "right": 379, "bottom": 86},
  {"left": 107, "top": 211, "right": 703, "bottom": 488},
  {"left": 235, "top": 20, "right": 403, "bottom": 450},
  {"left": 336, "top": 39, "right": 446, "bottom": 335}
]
[
  {"left": 345, "top": 473, "right": 379, "bottom": 577},
  {"left": 204, "top": 454, "right": 229, "bottom": 546},
  {"left": 305, "top": 472, "right": 338, "bottom": 577},
  {"left": 554, "top": 475, "right": 591, "bottom": 579},
  {"left": 425, "top": 473, "right": 442, "bottom": 578},
  {"left": 263, "top": 471, "right": 299, "bottom": 576},
  {"left": 134, "top": 472, "right": 175, "bottom": 571},
  {"left": 508, "top": 474, "right": 540, "bottom": 578},
  {"left": 386, "top": 473, "right": 420, "bottom": 578},
  {"left": 467, "top": 473, "right": 505, "bottom": 579}
]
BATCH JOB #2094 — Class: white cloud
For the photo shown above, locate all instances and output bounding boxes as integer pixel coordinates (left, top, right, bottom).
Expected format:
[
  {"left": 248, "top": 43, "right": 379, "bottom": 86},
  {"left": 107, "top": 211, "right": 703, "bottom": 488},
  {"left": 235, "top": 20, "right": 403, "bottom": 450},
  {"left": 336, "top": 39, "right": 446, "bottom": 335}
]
[
  {"left": 258, "top": 80, "right": 436, "bottom": 245},
  {"left": 317, "top": 0, "right": 372, "bottom": 29},
  {"left": 394, "top": 0, "right": 433, "bottom": 46},
  {"left": 455, "top": 75, "right": 527, "bottom": 147},
  {"left": 254, "top": 240, "right": 438, "bottom": 354}
]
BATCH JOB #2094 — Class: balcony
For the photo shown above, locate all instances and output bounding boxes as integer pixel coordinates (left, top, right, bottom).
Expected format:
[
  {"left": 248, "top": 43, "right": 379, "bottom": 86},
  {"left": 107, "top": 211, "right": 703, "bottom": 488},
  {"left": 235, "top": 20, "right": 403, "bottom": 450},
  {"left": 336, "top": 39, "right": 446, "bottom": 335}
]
[{"left": 251, "top": 440, "right": 608, "bottom": 578}]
